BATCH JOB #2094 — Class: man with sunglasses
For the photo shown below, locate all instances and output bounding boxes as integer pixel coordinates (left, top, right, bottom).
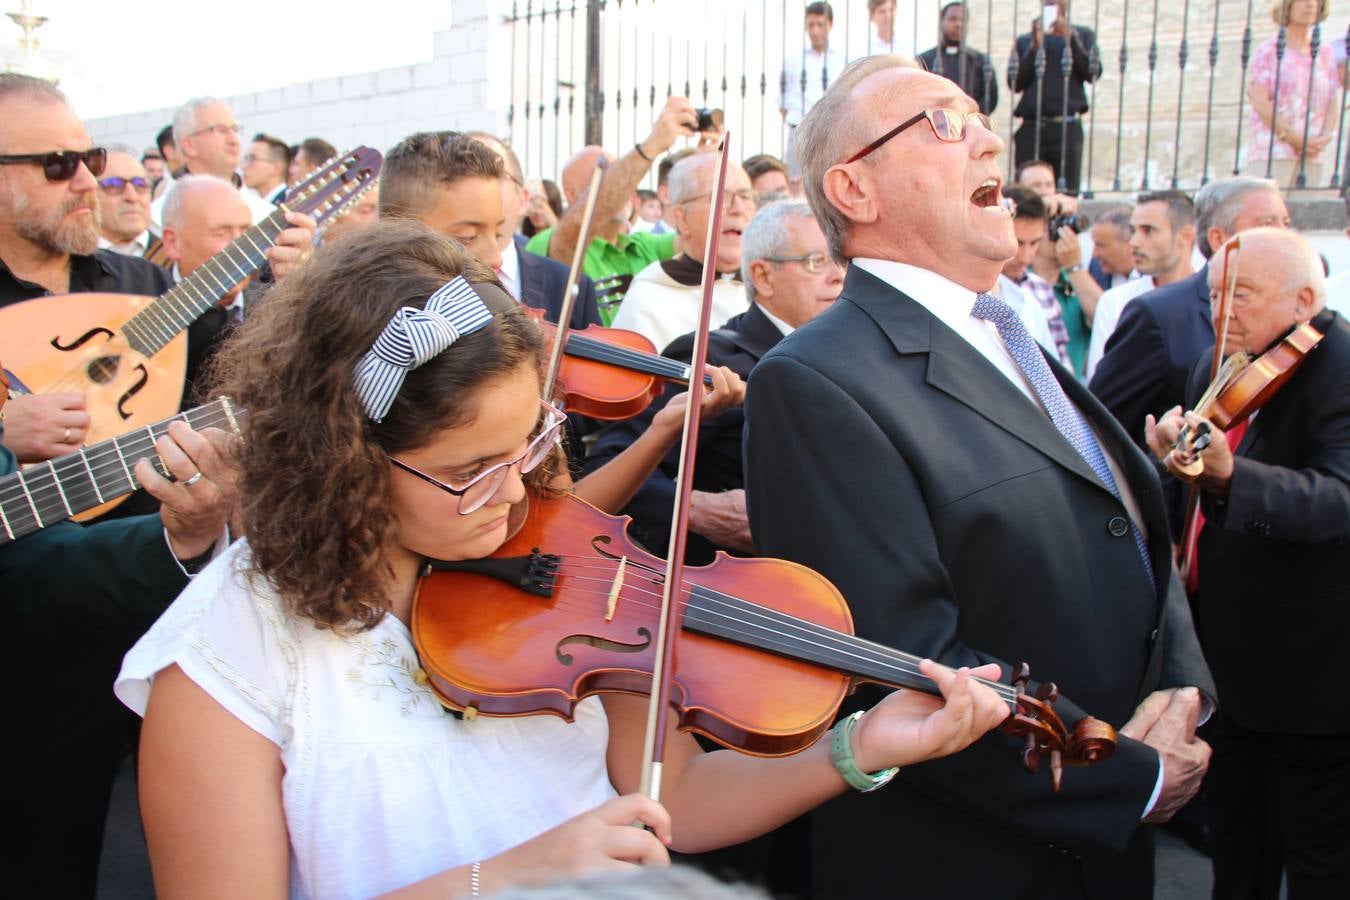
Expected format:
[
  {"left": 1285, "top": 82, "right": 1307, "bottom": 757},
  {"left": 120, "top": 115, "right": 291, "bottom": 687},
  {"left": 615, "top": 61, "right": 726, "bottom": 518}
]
[
  {"left": 95, "top": 145, "right": 153, "bottom": 257},
  {"left": 742, "top": 58, "right": 1213, "bottom": 900}
]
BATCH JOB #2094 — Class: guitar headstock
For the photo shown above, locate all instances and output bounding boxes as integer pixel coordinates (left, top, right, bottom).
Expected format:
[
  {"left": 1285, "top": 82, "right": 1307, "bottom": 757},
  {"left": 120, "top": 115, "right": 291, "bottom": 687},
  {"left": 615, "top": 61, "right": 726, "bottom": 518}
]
[
  {"left": 1003, "top": 662, "right": 1117, "bottom": 792},
  {"left": 283, "top": 146, "right": 383, "bottom": 227}
]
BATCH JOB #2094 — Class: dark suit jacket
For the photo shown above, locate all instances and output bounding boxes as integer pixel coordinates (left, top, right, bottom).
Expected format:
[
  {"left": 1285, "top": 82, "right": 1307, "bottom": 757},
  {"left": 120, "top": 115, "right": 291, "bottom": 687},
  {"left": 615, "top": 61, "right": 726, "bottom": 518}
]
[
  {"left": 584, "top": 303, "right": 782, "bottom": 564},
  {"left": 513, "top": 234, "right": 600, "bottom": 330},
  {"left": 1189, "top": 310, "right": 1350, "bottom": 735},
  {"left": 1090, "top": 266, "right": 1214, "bottom": 449},
  {"left": 743, "top": 266, "right": 1213, "bottom": 900},
  {"left": 917, "top": 45, "right": 999, "bottom": 114}
]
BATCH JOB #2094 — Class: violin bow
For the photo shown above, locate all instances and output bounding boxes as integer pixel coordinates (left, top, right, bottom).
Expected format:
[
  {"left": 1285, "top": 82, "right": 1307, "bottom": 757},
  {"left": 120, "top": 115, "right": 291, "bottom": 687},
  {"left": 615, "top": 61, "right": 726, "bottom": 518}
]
[
  {"left": 638, "top": 134, "right": 733, "bottom": 802},
  {"left": 541, "top": 159, "right": 607, "bottom": 402},
  {"left": 1178, "top": 237, "right": 1241, "bottom": 586}
]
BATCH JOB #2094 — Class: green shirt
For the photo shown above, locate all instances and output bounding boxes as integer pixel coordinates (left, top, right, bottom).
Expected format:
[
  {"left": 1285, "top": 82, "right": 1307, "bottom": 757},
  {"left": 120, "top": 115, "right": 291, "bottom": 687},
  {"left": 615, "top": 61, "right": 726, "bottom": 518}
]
[
  {"left": 1055, "top": 271, "right": 1091, "bottom": 379},
  {"left": 525, "top": 228, "right": 677, "bottom": 324}
]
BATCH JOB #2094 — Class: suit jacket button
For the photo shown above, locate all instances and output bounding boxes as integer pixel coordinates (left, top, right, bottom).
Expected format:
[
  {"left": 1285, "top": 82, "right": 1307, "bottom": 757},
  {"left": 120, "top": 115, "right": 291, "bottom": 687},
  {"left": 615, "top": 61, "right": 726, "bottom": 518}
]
[{"left": 1107, "top": 516, "right": 1130, "bottom": 538}]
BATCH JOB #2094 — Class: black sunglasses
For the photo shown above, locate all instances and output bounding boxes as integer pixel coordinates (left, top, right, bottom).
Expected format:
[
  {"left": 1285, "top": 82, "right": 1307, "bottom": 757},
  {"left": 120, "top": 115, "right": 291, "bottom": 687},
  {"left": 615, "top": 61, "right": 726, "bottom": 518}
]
[
  {"left": 0, "top": 148, "right": 108, "bottom": 182},
  {"left": 98, "top": 175, "right": 152, "bottom": 193}
]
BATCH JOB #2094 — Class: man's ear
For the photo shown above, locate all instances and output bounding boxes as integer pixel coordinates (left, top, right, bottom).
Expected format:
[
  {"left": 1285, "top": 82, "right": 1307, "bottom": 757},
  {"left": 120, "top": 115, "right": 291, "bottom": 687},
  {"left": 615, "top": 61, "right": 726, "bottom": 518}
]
[
  {"left": 749, "top": 258, "right": 775, "bottom": 299},
  {"left": 1294, "top": 284, "right": 1319, "bottom": 320},
  {"left": 670, "top": 202, "right": 690, "bottom": 240},
  {"left": 161, "top": 227, "right": 180, "bottom": 263},
  {"left": 822, "top": 164, "right": 877, "bottom": 228}
]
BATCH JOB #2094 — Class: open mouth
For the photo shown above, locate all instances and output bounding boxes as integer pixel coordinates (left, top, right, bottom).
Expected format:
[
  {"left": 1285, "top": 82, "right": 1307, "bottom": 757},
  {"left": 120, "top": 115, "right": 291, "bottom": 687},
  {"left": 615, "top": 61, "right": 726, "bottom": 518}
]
[{"left": 970, "top": 179, "right": 1001, "bottom": 209}]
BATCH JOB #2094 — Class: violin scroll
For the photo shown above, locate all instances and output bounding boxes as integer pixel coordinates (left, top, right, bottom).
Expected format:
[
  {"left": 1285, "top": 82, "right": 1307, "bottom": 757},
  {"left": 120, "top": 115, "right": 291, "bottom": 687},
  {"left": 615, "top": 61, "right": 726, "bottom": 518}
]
[{"left": 1007, "top": 662, "right": 1118, "bottom": 793}]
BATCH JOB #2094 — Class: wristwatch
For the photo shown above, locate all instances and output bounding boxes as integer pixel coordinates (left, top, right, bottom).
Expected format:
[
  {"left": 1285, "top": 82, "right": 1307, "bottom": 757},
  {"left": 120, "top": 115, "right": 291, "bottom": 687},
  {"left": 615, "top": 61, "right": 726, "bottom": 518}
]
[
  {"left": 830, "top": 710, "right": 899, "bottom": 792},
  {"left": 1062, "top": 263, "right": 1083, "bottom": 275}
]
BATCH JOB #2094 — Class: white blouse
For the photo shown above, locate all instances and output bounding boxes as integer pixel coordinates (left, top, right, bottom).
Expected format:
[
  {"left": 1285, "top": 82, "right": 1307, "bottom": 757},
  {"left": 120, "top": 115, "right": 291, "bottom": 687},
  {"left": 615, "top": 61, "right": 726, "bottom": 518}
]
[{"left": 116, "top": 540, "right": 617, "bottom": 900}]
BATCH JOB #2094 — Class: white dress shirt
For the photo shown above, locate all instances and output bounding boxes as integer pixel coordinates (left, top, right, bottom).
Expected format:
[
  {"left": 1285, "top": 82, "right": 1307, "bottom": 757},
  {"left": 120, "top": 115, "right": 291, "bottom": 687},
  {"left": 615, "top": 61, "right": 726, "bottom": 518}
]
[
  {"left": 996, "top": 273, "right": 1060, "bottom": 359},
  {"left": 497, "top": 237, "right": 522, "bottom": 301},
  {"left": 1085, "top": 274, "right": 1158, "bottom": 381},
  {"left": 779, "top": 46, "right": 846, "bottom": 125},
  {"left": 98, "top": 231, "right": 151, "bottom": 257}
]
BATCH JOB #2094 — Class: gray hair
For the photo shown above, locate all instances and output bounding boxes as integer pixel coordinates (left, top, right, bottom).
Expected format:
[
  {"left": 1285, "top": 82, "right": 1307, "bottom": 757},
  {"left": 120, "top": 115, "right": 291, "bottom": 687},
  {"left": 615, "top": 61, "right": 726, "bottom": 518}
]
[
  {"left": 667, "top": 152, "right": 716, "bottom": 205},
  {"left": 105, "top": 142, "right": 141, "bottom": 159},
  {"left": 741, "top": 199, "right": 818, "bottom": 301},
  {"left": 172, "top": 96, "right": 224, "bottom": 146},
  {"left": 162, "top": 173, "right": 235, "bottom": 230},
  {"left": 795, "top": 54, "right": 922, "bottom": 264},
  {"left": 0, "top": 74, "right": 67, "bottom": 152},
  {"left": 1194, "top": 176, "right": 1280, "bottom": 258},
  {"left": 1094, "top": 205, "right": 1133, "bottom": 232}
]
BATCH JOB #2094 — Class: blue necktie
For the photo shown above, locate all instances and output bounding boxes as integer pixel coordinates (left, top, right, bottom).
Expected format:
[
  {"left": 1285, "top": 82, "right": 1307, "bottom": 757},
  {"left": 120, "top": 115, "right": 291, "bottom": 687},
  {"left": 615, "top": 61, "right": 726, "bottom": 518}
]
[{"left": 972, "top": 292, "right": 1155, "bottom": 585}]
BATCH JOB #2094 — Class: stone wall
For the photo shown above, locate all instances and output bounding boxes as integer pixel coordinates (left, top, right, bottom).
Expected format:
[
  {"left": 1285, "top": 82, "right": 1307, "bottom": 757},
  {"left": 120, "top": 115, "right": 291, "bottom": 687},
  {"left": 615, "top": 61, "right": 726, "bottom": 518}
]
[{"left": 86, "top": 0, "right": 503, "bottom": 157}]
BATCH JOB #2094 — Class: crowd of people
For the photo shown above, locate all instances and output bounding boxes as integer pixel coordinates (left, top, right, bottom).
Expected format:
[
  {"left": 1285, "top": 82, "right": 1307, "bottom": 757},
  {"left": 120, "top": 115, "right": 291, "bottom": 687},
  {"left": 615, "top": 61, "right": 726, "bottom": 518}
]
[{"left": 1, "top": 2, "right": 1348, "bottom": 899}]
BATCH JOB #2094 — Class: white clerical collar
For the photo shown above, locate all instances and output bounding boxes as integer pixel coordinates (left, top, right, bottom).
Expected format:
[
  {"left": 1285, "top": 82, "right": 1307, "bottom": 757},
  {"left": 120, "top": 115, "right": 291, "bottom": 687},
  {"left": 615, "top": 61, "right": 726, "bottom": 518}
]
[
  {"left": 756, "top": 302, "right": 795, "bottom": 336},
  {"left": 851, "top": 258, "right": 979, "bottom": 334}
]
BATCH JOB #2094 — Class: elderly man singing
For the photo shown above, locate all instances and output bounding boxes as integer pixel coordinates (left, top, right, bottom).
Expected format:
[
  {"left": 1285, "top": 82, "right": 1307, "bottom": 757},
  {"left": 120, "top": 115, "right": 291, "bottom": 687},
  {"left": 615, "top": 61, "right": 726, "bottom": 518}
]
[{"left": 742, "top": 56, "right": 1214, "bottom": 900}]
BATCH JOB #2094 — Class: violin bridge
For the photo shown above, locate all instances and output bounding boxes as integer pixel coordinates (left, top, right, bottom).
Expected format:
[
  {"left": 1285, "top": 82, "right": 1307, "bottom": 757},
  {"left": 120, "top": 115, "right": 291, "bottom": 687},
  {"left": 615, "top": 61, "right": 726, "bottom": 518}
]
[{"left": 606, "top": 556, "right": 627, "bottom": 621}]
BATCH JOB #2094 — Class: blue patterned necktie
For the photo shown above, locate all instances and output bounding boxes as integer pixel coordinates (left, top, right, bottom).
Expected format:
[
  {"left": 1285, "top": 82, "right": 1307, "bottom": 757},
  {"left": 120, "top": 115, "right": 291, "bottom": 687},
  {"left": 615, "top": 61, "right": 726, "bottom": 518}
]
[{"left": 972, "top": 292, "right": 1154, "bottom": 585}]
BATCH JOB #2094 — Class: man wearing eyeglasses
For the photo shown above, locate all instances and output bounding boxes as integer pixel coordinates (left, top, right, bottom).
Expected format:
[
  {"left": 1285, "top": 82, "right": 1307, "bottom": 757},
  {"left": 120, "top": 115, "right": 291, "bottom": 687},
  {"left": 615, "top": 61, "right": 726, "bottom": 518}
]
[
  {"left": 610, "top": 153, "right": 756, "bottom": 353},
  {"left": 149, "top": 96, "right": 274, "bottom": 231},
  {"left": 743, "top": 58, "right": 1214, "bottom": 900},
  {"left": 95, "top": 145, "right": 153, "bottom": 257}
]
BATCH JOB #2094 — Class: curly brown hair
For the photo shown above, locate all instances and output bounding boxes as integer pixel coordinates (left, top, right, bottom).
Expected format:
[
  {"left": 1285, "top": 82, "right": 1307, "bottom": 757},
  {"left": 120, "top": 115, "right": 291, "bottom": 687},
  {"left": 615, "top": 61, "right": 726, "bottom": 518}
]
[{"left": 209, "top": 219, "right": 555, "bottom": 630}]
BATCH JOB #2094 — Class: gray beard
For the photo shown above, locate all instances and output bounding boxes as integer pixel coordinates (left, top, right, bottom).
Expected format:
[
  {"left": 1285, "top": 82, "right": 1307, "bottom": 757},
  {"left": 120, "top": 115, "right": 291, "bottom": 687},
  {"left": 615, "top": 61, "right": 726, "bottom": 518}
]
[{"left": 4, "top": 182, "right": 102, "bottom": 256}]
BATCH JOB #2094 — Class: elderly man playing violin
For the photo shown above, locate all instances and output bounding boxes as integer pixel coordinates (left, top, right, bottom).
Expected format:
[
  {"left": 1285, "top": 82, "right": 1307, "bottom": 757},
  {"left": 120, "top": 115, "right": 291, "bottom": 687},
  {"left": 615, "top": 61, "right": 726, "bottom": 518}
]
[
  {"left": 1146, "top": 226, "right": 1350, "bottom": 900},
  {"left": 743, "top": 56, "right": 1216, "bottom": 900}
]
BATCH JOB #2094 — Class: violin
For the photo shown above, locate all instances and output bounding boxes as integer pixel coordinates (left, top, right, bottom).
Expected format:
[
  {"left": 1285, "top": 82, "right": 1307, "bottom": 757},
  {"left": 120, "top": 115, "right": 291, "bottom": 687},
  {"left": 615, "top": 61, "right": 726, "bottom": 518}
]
[
  {"left": 522, "top": 306, "right": 714, "bottom": 421},
  {"left": 412, "top": 492, "right": 1117, "bottom": 792},
  {"left": 1172, "top": 320, "right": 1324, "bottom": 481}
]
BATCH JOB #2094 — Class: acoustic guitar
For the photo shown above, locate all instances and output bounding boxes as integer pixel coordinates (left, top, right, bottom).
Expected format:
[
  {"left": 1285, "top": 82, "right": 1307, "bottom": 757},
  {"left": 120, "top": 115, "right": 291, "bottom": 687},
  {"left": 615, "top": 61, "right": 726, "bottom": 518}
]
[
  {"left": 0, "top": 396, "right": 241, "bottom": 545},
  {"left": 0, "top": 147, "right": 379, "bottom": 518}
]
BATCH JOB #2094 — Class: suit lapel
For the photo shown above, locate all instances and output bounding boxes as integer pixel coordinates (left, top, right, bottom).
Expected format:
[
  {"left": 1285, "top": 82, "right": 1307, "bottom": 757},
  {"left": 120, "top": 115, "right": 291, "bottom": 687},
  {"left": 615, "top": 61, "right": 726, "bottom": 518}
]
[
  {"left": 725, "top": 304, "right": 785, "bottom": 361},
  {"left": 513, "top": 245, "right": 551, "bottom": 314},
  {"left": 844, "top": 268, "right": 1107, "bottom": 492}
]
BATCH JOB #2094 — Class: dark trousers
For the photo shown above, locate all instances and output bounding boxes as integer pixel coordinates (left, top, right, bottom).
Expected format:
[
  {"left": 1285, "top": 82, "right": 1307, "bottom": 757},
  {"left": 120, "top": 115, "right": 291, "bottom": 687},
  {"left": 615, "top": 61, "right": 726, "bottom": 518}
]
[
  {"left": 1015, "top": 119, "right": 1085, "bottom": 195},
  {"left": 1206, "top": 716, "right": 1350, "bottom": 899}
]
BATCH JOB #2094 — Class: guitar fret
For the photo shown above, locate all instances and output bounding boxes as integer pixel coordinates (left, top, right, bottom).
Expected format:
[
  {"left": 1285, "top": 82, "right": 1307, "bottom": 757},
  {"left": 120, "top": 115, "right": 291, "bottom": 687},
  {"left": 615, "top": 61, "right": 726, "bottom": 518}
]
[
  {"left": 221, "top": 241, "right": 253, "bottom": 277},
  {"left": 16, "top": 469, "right": 43, "bottom": 529},
  {"left": 160, "top": 284, "right": 198, "bottom": 332},
  {"left": 112, "top": 438, "right": 136, "bottom": 490},
  {"left": 144, "top": 426, "right": 171, "bottom": 478},
  {"left": 221, "top": 397, "right": 240, "bottom": 434},
  {"left": 46, "top": 459, "right": 74, "bottom": 517},
  {"left": 0, "top": 495, "right": 14, "bottom": 540},
  {"left": 79, "top": 446, "right": 106, "bottom": 504},
  {"left": 241, "top": 231, "right": 269, "bottom": 258}
]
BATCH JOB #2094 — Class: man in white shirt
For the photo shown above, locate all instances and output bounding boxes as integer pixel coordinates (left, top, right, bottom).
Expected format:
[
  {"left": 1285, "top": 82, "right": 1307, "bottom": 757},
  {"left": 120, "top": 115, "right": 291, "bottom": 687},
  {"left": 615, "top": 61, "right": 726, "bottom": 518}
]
[
  {"left": 779, "top": 1, "right": 844, "bottom": 194},
  {"left": 243, "top": 133, "right": 290, "bottom": 205},
  {"left": 95, "top": 145, "right": 153, "bottom": 256},
  {"left": 742, "top": 57, "right": 1213, "bottom": 900},
  {"left": 150, "top": 96, "right": 274, "bottom": 230},
  {"left": 1085, "top": 190, "right": 1196, "bottom": 379},
  {"left": 611, "top": 153, "right": 754, "bottom": 351}
]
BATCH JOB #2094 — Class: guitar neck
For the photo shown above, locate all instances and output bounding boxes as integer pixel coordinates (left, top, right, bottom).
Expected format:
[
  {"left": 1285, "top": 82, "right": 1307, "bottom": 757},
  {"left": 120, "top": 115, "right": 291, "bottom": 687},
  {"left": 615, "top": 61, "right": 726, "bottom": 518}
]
[
  {"left": 0, "top": 398, "right": 240, "bottom": 546},
  {"left": 120, "top": 213, "right": 288, "bottom": 357}
]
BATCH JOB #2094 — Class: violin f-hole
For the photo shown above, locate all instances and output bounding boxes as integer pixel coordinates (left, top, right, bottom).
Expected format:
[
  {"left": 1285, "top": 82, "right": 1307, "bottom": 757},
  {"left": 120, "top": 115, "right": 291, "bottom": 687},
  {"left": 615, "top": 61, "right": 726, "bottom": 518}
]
[
  {"left": 51, "top": 325, "right": 115, "bottom": 353},
  {"left": 556, "top": 627, "right": 652, "bottom": 666},
  {"left": 116, "top": 364, "right": 149, "bottom": 420}
]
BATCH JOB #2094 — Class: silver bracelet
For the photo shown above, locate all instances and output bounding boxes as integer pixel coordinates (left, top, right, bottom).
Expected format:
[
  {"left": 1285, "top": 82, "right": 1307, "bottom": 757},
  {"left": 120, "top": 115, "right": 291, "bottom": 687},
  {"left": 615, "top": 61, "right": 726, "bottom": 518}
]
[{"left": 470, "top": 861, "right": 481, "bottom": 896}]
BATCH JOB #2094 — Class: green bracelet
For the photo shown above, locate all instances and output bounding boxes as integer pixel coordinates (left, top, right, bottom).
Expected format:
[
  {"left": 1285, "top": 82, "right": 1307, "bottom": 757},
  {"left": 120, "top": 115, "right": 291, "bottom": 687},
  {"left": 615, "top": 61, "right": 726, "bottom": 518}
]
[{"left": 829, "top": 711, "right": 899, "bottom": 792}]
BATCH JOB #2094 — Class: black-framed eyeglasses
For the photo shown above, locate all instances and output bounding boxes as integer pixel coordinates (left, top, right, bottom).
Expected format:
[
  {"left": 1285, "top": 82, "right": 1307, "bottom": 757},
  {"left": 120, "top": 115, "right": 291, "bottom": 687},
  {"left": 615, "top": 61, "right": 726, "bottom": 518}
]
[
  {"left": 98, "top": 175, "right": 151, "bottom": 194},
  {"left": 189, "top": 123, "right": 243, "bottom": 139},
  {"left": 389, "top": 399, "right": 566, "bottom": 515},
  {"left": 0, "top": 148, "right": 107, "bottom": 182},
  {"left": 845, "top": 108, "right": 994, "bottom": 164},
  {"left": 764, "top": 252, "right": 833, "bottom": 274}
]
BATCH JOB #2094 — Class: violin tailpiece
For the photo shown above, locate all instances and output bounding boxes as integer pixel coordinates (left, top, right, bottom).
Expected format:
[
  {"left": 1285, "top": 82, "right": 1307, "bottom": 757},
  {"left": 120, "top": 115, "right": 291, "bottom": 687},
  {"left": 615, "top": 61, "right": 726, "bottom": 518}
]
[{"left": 424, "top": 551, "right": 561, "bottom": 598}]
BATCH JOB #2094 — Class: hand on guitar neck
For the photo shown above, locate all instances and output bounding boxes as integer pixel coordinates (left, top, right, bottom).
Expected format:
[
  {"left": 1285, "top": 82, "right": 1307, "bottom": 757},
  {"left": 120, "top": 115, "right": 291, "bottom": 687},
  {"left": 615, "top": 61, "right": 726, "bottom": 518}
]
[
  {"left": 137, "top": 419, "right": 240, "bottom": 561},
  {"left": 264, "top": 210, "right": 318, "bottom": 283}
]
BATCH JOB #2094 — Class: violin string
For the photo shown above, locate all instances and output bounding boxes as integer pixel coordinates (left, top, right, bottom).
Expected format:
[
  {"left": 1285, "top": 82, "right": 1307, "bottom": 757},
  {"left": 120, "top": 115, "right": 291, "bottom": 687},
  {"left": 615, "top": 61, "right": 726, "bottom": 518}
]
[
  {"left": 0, "top": 408, "right": 235, "bottom": 514},
  {"left": 491, "top": 558, "right": 1019, "bottom": 702}
]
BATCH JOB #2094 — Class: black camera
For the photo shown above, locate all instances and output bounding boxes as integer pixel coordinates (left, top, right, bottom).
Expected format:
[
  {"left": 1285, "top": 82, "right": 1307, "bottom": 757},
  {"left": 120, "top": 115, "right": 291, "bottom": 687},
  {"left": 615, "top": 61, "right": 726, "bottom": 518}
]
[
  {"left": 696, "top": 108, "right": 724, "bottom": 132},
  {"left": 1049, "top": 212, "right": 1090, "bottom": 235}
]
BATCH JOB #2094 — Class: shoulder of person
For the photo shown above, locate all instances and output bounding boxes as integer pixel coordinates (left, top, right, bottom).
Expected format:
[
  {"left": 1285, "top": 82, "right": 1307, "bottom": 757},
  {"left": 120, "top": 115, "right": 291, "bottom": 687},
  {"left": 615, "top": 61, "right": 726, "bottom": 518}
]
[{"left": 93, "top": 248, "right": 172, "bottom": 294}]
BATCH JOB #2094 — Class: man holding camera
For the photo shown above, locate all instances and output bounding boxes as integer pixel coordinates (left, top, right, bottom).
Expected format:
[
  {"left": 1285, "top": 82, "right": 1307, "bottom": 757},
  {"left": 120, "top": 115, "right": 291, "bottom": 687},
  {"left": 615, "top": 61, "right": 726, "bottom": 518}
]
[{"left": 1011, "top": 0, "right": 1102, "bottom": 196}]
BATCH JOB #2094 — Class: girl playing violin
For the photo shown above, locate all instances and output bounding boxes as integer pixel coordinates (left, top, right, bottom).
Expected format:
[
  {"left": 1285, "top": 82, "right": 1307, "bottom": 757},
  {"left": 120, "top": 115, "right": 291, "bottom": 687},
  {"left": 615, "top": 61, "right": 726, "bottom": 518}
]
[{"left": 116, "top": 220, "right": 1008, "bottom": 899}]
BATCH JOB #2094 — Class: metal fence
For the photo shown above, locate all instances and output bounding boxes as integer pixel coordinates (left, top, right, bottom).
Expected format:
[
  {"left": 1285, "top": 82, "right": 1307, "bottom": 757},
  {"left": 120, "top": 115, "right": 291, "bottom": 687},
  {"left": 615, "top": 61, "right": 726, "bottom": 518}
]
[{"left": 500, "top": 1, "right": 1350, "bottom": 195}]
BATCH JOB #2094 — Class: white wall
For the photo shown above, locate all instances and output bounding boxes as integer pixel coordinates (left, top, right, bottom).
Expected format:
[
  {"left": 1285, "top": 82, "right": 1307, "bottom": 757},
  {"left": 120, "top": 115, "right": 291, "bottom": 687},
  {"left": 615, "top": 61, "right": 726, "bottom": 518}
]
[{"left": 85, "top": 0, "right": 504, "bottom": 156}]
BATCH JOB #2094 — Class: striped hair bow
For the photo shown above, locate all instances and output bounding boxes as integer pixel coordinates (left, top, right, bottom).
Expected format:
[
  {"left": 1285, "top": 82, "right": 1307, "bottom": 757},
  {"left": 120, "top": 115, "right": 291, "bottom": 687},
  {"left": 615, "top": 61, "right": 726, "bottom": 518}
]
[{"left": 353, "top": 276, "right": 494, "bottom": 422}]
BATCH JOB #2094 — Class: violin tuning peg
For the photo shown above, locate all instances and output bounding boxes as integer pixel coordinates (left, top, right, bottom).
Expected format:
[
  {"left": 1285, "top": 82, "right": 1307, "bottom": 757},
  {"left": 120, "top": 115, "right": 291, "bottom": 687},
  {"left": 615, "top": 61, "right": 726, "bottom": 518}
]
[
  {"left": 1035, "top": 681, "right": 1059, "bottom": 704},
  {"left": 1011, "top": 661, "right": 1031, "bottom": 692}
]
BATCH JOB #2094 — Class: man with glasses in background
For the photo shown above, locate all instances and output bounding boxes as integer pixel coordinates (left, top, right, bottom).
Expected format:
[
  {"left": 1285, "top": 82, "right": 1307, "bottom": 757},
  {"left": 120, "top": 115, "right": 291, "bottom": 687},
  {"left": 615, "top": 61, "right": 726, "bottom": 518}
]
[
  {"left": 95, "top": 144, "right": 154, "bottom": 256},
  {"left": 243, "top": 132, "right": 291, "bottom": 206},
  {"left": 150, "top": 95, "right": 274, "bottom": 229},
  {"left": 743, "top": 58, "right": 1213, "bottom": 900},
  {"left": 610, "top": 152, "right": 755, "bottom": 352}
]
